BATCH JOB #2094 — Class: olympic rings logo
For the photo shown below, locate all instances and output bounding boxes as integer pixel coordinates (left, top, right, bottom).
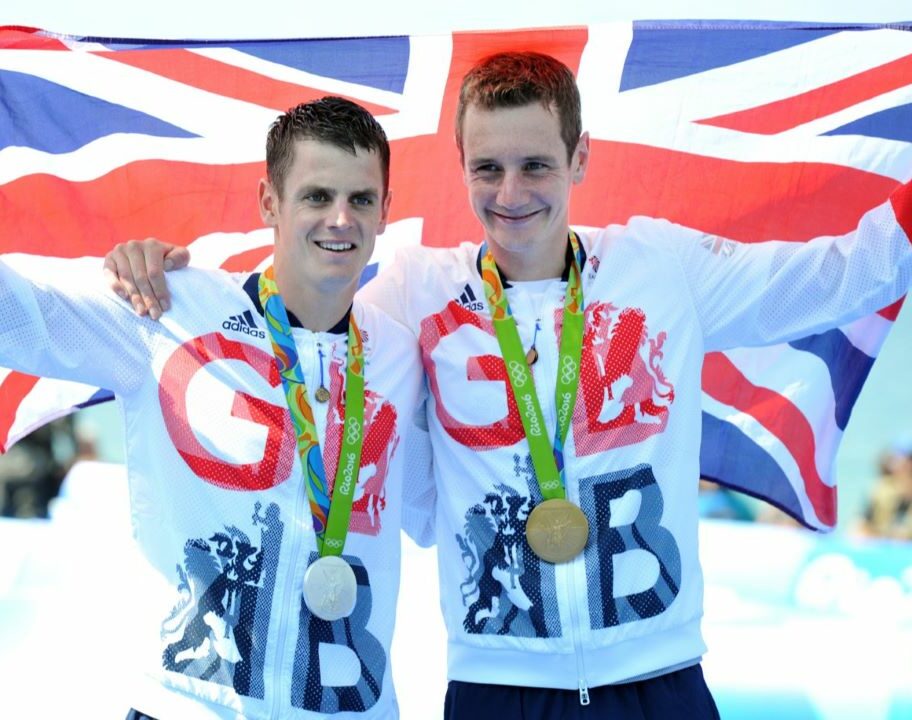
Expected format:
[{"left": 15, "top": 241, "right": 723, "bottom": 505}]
[
  {"left": 507, "top": 359, "right": 529, "bottom": 388},
  {"left": 559, "top": 355, "right": 578, "bottom": 384},
  {"left": 344, "top": 417, "right": 362, "bottom": 445},
  {"left": 324, "top": 538, "right": 344, "bottom": 549},
  {"left": 541, "top": 479, "right": 561, "bottom": 491}
]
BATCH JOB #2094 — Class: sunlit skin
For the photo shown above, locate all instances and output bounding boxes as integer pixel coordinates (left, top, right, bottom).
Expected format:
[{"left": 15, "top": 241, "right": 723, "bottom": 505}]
[
  {"left": 461, "top": 102, "right": 590, "bottom": 280},
  {"left": 260, "top": 138, "right": 391, "bottom": 331}
]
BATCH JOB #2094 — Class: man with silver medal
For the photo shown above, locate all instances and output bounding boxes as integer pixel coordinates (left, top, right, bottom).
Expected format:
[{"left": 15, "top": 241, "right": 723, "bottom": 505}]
[
  {"left": 259, "top": 264, "right": 365, "bottom": 621},
  {"left": 88, "top": 97, "right": 426, "bottom": 719},
  {"left": 252, "top": 103, "right": 389, "bottom": 628}
]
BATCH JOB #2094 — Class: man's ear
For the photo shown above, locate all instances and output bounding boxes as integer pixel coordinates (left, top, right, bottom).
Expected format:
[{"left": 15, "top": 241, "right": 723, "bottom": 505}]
[
  {"left": 572, "top": 131, "right": 590, "bottom": 184},
  {"left": 258, "top": 178, "right": 279, "bottom": 226},
  {"left": 377, "top": 190, "right": 393, "bottom": 235}
]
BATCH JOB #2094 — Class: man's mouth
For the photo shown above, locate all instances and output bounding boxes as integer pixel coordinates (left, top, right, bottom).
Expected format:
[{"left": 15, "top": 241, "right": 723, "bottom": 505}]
[
  {"left": 491, "top": 209, "right": 543, "bottom": 223},
  {"left": 315, "top": 241, "right": 355, "bottom": 252}
]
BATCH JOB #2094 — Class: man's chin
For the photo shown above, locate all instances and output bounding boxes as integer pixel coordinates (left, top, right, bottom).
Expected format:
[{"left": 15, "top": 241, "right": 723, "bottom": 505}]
[{"left": 485, "top": 229, "right": 537, "bottom": 254}]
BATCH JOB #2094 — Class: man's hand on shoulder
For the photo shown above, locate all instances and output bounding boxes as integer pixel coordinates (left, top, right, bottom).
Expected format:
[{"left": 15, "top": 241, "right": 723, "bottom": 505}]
[{"left": 103, "top": 238, "right": 189, "bottom": 320}]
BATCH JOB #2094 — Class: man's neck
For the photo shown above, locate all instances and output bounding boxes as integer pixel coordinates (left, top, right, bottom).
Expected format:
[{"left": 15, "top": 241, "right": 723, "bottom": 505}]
[
  {"left": 488, "top": 231, "right": 569, "bottom": 281},
  {"left": 274, "top": 267, "right": 354, "bottom": 333}
]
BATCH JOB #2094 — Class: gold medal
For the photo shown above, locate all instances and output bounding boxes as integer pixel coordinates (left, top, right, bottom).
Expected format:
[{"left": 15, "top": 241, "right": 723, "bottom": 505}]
[
  {"left": 525, "top": 498, "right": 589, "bottom": 563},
  {"left": 314, "top": 386, "right": 330, "bottom": 403}
]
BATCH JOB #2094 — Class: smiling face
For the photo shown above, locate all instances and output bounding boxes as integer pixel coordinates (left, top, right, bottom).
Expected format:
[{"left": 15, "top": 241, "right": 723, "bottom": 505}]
[
  {"left": 259, "top": 138, "right": 390, "bottom": 304},
  {"left": 461, "top": 101, "right": 589, "bottom": 280}
]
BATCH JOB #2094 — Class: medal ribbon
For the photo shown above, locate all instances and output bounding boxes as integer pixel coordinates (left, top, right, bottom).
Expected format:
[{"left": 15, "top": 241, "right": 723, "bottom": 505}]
[
  {"left": 480, "top": 233, "right": 584, "bottom": 500},
  {"left": 258, "top": 267, "right": 365, "bottom": 557}
]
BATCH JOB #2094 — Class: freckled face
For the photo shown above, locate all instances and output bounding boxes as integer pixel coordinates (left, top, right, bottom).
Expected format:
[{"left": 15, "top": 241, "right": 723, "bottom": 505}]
[{"left": 461, "top": 102, "right": 588, "bottom": 276}]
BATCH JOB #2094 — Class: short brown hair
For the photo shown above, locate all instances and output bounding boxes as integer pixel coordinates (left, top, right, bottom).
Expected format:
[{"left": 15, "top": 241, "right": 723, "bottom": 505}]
[
  {"left": 455, "top": 52, "right": 582, "bottom": 163},
  {"left": 266, "top": 96, "right": 390, "bottom": 198}
]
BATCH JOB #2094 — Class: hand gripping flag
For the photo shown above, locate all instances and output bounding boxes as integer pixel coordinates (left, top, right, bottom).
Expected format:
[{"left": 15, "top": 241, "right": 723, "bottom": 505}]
[{"left": 2, "top": 21, "right": 911, "bottom": 530}]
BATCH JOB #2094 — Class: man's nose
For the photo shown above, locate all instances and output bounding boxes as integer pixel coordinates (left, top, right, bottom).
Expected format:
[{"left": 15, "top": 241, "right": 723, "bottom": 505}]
[
  {"left": 329, "top": 200, "right": 354, "bottom": 228},
  {"left": 496, "top": 170, "right": 528, "bottom": 209}
]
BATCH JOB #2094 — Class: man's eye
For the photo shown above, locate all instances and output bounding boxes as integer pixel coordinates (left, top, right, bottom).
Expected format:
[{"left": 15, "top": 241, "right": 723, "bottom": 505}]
[
  {"left": 351, "top": 195, "right": 374, "bottom": 207},
  {"left": 474, "top": 164, "right": 501, "bottom": 174},
  {"left": 305, "top": 191, "right": 329, "bottom": 203},
  {"left": 524, "top": 161, "right": 548, "bottom": 171}
]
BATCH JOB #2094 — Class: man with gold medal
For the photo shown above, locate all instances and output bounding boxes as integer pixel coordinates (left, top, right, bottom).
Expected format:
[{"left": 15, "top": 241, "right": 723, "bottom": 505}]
[{"left": 480, "top": 230, "right": 589, "bottom": 565}]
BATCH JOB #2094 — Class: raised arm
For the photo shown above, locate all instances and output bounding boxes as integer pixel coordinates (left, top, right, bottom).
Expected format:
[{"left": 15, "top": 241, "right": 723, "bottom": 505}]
[
  {"left": 671, "top": 183, "right": 912, "bottom": 350},
  {"left": 103, "top": 239, "right": 190, "bottom": 320},
  {"left": 1, "top": 255, "right": 152, "bottom": 393}
]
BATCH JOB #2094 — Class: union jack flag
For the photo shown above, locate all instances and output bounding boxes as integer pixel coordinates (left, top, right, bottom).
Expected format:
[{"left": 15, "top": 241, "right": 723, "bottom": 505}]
[{"left": 2, "top": 21, "right": 911, "bottom": 530}]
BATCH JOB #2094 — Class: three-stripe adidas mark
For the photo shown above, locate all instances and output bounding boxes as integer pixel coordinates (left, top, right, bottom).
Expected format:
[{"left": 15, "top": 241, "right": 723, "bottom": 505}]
[
  {"left": 456, "top": 284, "right": 484, "bottom": 311},
  {"left": 222, "top": 309, "right": 266, "bottom": 338}
]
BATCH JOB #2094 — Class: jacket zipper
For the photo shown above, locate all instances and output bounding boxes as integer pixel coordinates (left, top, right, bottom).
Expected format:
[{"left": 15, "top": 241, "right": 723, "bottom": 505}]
[
  {"left": 565, "top": 563, "right": 590, "bottom": 705},
  {"left": 271, "top": 480, "right": 307, "bottom": 719},
  {"left": 538, "top": 286, "right": 590, "bottom": 706}
]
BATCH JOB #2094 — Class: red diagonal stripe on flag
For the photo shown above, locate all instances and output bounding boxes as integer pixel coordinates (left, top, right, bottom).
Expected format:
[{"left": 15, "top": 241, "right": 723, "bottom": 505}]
[
  {"left": 97, "top": 48, "right": 397, "bottom": 116},
  {"left": 697, "top": 53, "right": 912, "bottom": 135},
  {"left": 703, "top": 351, "right": 835, "bottom": 526},
  {"left": 0, "top": 372, "right": 40, "bottom": 453}
]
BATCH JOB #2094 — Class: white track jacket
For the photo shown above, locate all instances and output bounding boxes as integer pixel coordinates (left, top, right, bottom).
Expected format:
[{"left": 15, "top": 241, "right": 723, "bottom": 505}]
[
  {"left": 359, "top": 185, "right": 912, "bottom": 699},
  {"left": 0, "top": 264, "right": 426, "bottom": 720}
]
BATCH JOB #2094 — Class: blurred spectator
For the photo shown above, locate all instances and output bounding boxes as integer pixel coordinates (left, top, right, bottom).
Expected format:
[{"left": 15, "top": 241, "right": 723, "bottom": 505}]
[
  {"left": 856, "top": 438, "right": 912, "bottom": 541},
  {"left": 698, "top": 478, "right": 757, "bottom": 521},
  {"left": 0, "top": 417, "right": 97, "bottom": 518}
]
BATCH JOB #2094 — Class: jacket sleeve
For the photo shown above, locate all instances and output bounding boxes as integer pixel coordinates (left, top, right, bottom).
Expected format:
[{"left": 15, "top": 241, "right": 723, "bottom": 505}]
[
  {"left": 399, "top": 387, "right": 437, "bottom": 548},
  {"left": 668, "top": 182, "right": 912, "bottom": 352},
  {"left": 0, "top": 254, "right": 153, "bottom": 395}
]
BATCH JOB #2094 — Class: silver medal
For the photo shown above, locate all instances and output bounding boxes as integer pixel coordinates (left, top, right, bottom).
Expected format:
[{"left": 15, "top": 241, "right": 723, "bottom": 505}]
[{"left": 302, "top": 555, "right": 357, "bottom": 621}]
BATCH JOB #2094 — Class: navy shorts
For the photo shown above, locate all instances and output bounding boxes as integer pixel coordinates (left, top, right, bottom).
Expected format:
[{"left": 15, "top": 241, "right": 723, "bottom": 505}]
[{"left": 444, "top": 664, "right": 720, "bottom": 720}]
